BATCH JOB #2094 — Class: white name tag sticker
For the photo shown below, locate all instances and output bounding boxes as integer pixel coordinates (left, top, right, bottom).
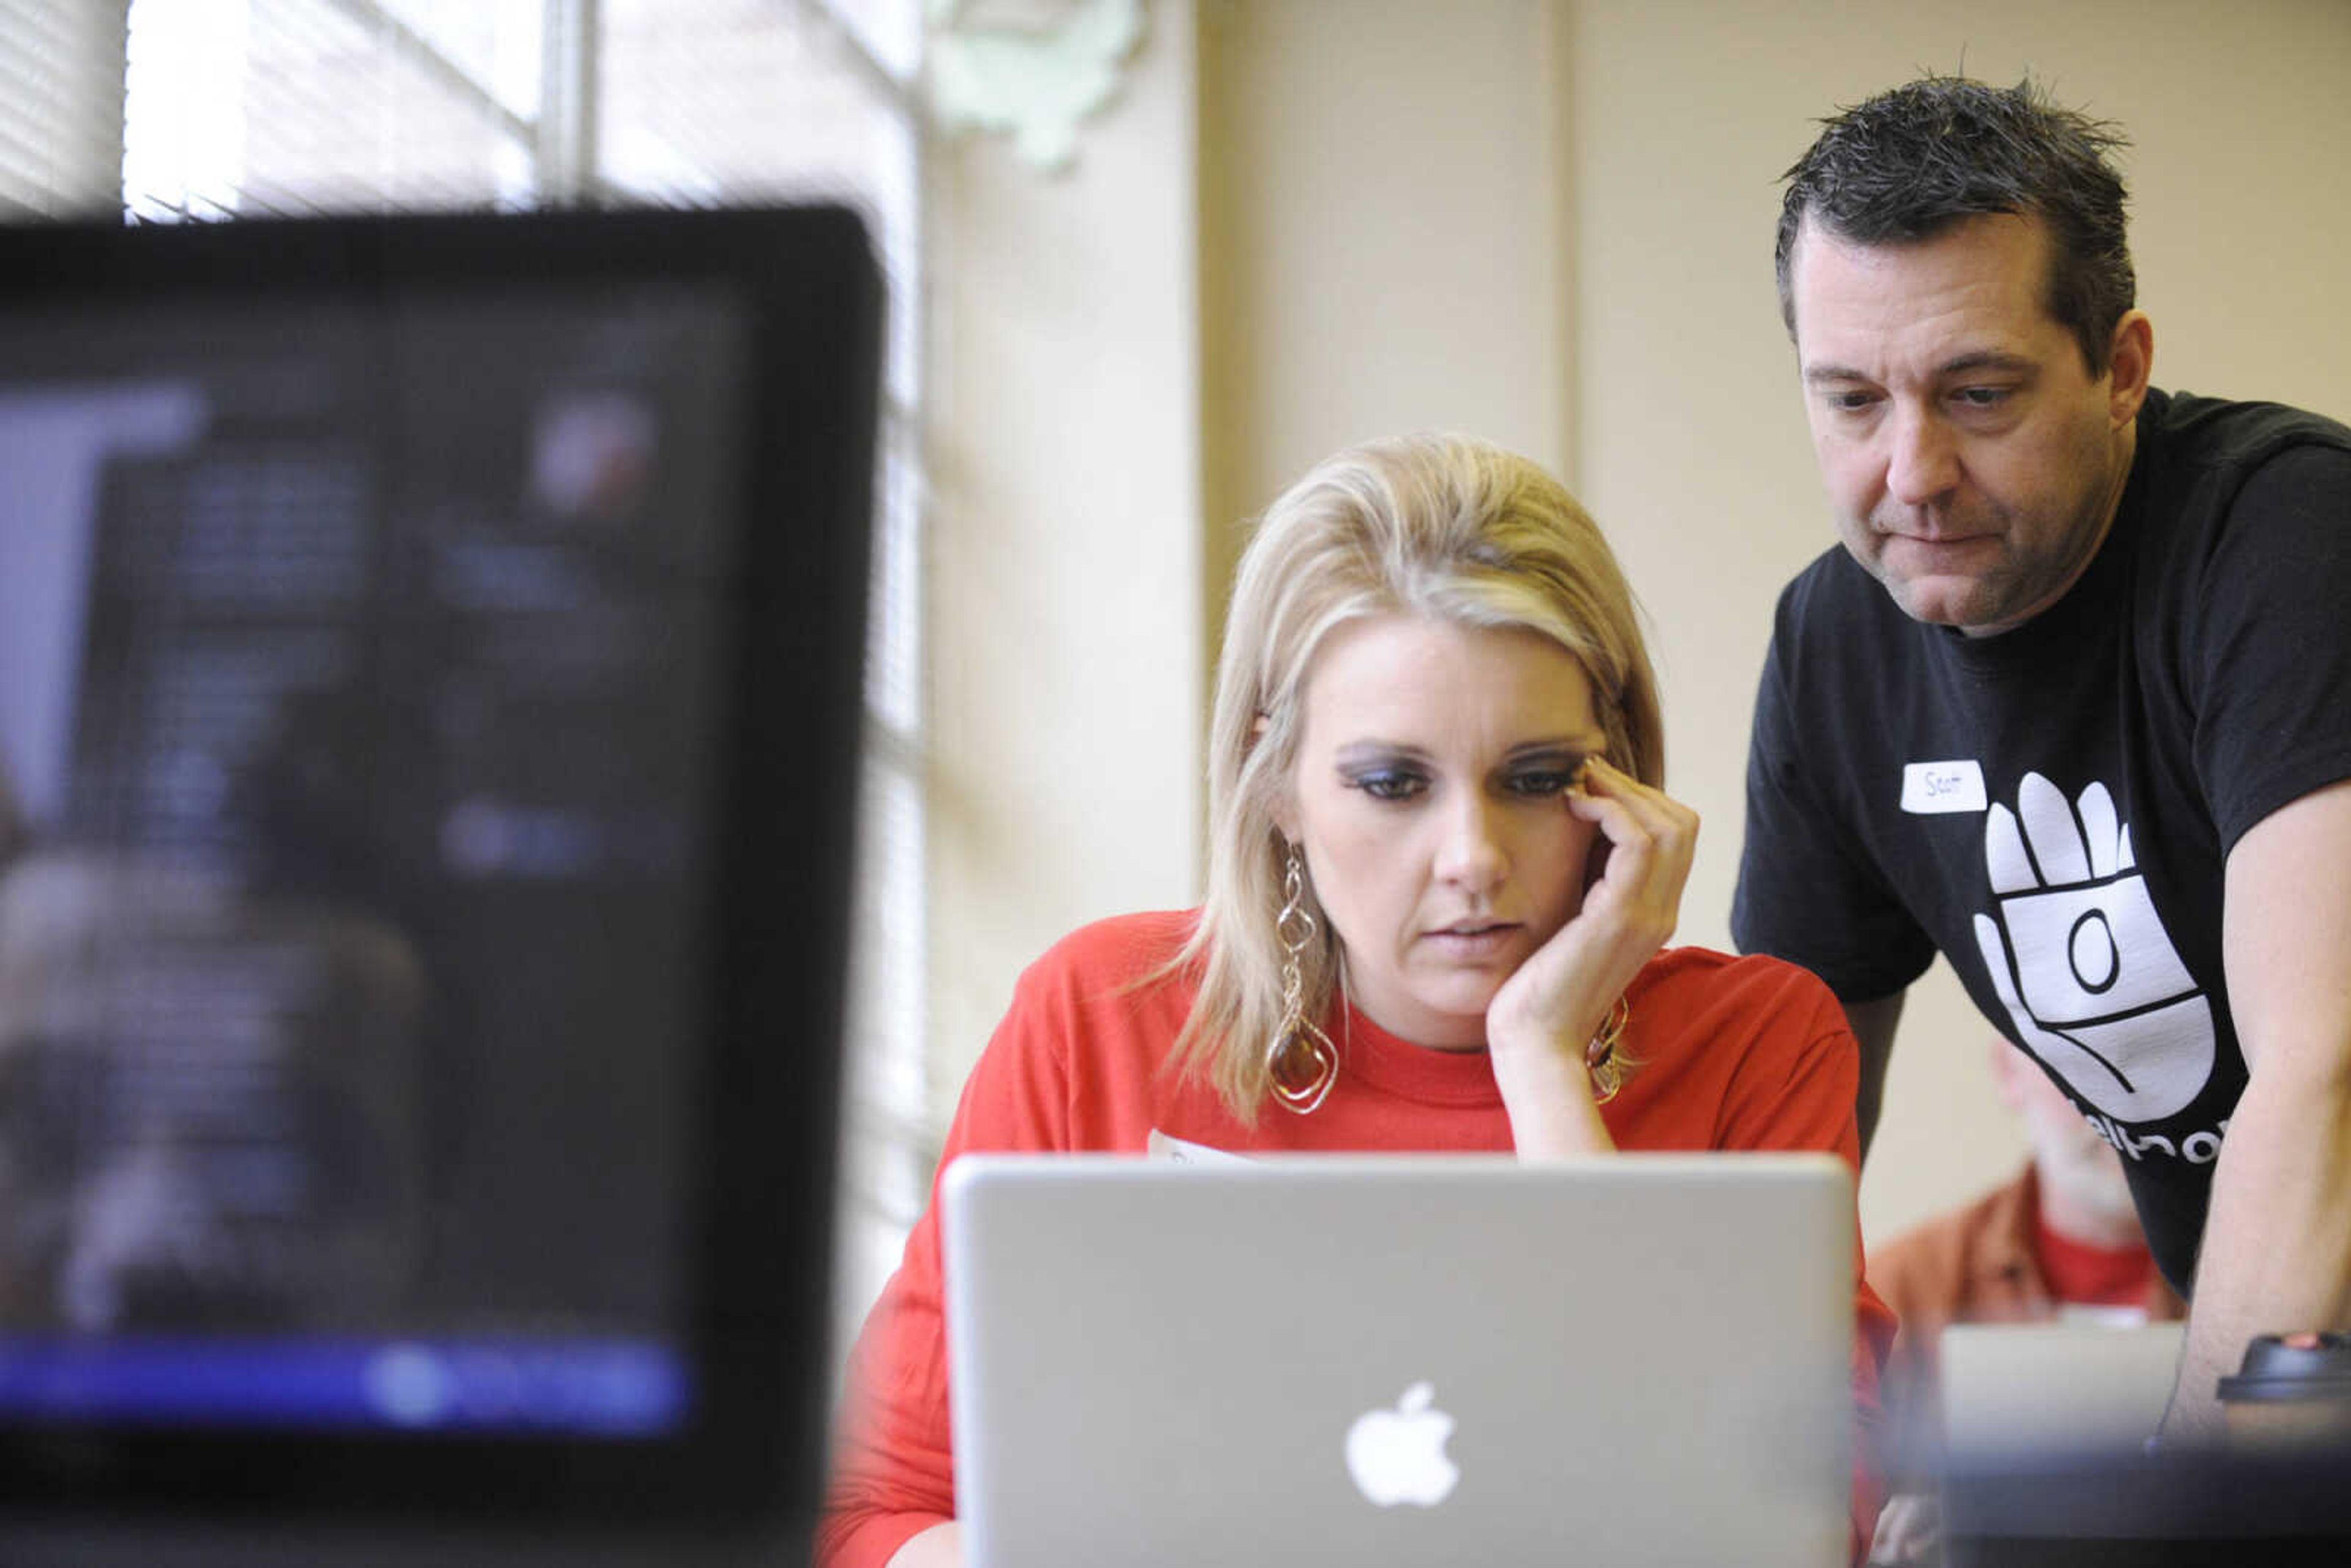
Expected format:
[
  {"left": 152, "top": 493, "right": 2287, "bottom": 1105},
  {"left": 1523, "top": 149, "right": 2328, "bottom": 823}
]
[
  {"left": 1901, "top": 759, "right": 1989, "bottom": 814},
  {"left": 1146, "top": 1129, "right": 1253, "bottom": 1166}
]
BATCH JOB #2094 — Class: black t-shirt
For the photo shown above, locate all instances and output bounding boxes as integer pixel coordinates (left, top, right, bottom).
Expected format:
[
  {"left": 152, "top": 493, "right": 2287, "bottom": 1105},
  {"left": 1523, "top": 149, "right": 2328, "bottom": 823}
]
[{"left": 1733, "top": 389, "right": 2351, "bottom": 1293}]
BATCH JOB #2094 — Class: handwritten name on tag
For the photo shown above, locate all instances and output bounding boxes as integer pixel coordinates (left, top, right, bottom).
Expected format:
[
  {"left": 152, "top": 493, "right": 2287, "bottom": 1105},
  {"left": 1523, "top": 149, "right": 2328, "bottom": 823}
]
[{"left": 1901, "top": 760, "right": 1988, "bottom": 814}]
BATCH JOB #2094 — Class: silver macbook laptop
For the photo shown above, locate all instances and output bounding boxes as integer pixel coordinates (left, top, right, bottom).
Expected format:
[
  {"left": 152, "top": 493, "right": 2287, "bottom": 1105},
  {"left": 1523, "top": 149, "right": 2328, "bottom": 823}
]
[{"left": 942, "top": 1152, "right": 1856, "bottom": 1568}]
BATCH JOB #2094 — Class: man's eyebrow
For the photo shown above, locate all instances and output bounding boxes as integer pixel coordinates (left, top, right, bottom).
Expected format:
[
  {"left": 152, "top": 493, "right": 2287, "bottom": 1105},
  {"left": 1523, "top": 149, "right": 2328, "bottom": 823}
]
[
  {"left": 1937, "top": 350, "right": 2038, "bottom": 378},
  {"left": 1804, "top": 351, "right": 2040, "bottom": 388}
]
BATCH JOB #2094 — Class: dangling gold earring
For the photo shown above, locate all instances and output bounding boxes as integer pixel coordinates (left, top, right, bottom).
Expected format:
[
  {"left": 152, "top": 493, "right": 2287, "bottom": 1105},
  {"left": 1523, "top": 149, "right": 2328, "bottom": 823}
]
[
  {"left": 1267, "top": 842, "right": 1338, "bottom": 1114},
  {"left": 1585, "top": 994, "right": 1631, "bottom": 1106}
]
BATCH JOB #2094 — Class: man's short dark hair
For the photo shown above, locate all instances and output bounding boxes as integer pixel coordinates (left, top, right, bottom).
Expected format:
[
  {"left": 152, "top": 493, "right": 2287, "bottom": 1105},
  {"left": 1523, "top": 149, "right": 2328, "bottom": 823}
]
[{"left": 1775, "top": 74, "right": 2135, "bottom": 374}]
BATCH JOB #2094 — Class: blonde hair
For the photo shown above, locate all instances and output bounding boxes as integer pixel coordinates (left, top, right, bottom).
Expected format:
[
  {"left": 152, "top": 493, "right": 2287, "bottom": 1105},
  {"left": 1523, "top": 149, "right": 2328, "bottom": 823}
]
[{"left": 1164, "top": 433, "right": 1663, "bottom": 1118}]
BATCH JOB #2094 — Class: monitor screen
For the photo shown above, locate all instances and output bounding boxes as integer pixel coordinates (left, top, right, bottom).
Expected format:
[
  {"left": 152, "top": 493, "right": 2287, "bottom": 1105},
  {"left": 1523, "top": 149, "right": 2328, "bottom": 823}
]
[{"left": 0, "top": 206, "right": 879, "bottom": 1547}]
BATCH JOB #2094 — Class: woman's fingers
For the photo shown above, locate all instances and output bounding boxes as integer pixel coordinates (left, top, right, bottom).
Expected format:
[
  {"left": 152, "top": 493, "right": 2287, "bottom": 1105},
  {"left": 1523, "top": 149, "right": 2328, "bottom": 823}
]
[
  {"left": 1576, "top": 757, "right": 1698, "bottom": 850},
  {"left": 1488, "top": 765, "right": 1697, "bottom": 1040},
  {"left": 1569, "top": 758, "right": 1697, "bottom": 931},
  {"left": 1487, "top": 760, "right": 1704, "bottom": 1071}
]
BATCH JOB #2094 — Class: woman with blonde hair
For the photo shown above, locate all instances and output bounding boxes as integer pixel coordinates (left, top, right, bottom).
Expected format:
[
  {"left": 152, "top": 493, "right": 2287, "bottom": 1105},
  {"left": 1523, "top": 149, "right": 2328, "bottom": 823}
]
[{"left": 819, "top": 433, "right": 1894, "bottom": 1567}]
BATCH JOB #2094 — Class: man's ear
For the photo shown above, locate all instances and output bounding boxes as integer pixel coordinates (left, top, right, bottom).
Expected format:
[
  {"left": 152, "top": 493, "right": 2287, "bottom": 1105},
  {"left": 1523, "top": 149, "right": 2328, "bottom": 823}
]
[{"left": 2105, "top": 309, "right": 2154, "bottom": 429}]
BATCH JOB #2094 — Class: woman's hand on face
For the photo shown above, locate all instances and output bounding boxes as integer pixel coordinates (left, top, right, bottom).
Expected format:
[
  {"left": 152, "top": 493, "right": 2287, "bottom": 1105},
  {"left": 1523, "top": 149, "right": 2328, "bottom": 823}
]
[{"left": 1484, "top": 757, "right": 1698, "bottom": 1121}]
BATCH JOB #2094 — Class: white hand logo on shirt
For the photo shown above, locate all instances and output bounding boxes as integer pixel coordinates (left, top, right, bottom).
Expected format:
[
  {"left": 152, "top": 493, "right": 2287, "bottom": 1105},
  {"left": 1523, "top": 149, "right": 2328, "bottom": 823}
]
[{"left": 1969, "top": 773, "right": 2214, "bottom": 1122}]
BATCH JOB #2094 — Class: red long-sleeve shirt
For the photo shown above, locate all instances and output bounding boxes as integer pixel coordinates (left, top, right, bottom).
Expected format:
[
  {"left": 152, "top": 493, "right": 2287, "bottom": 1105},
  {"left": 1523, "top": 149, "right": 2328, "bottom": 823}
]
[{"left": 819, "top": 910, "right": 1895, "bottom": 1567}]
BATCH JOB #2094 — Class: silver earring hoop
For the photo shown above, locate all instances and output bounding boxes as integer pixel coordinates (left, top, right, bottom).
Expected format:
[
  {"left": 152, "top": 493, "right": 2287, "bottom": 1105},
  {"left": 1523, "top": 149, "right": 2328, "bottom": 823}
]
[
  {"left": 1585, "top": 994, "right": 1631, "bottom": 1106},
  {"left": 1267, "top": 843, "right": 1338, "bottom": 1114}
]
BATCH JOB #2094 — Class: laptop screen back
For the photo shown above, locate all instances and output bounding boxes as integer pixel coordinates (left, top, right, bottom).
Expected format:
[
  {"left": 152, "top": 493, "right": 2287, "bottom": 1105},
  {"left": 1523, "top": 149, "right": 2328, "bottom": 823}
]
[{"left": 944, "top": 1153, "right": 1856, "bottom": 1568}]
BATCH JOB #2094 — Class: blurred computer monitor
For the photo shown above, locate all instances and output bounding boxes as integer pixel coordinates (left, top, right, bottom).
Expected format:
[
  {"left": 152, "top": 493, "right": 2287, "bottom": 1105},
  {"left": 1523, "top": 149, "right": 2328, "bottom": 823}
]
[
  {"left": 1939, "top": 1323, "right": 2351, "bottom": 1566},
  {"left": 0, "top": 204, "right": 880, "bottom": 1564}
]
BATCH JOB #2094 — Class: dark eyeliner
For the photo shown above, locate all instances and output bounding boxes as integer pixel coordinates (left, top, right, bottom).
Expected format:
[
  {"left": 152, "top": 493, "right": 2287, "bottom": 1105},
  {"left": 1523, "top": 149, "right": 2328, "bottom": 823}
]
[
  {"left": 1500, "top": 745, "right": 1589, "bottom": 798},
  {"left": 1341, "top": 765, "right": 1426, "bottom": 802},
  {"left": 1504, "top": 767, "right": 1578, "bottom": 798}
]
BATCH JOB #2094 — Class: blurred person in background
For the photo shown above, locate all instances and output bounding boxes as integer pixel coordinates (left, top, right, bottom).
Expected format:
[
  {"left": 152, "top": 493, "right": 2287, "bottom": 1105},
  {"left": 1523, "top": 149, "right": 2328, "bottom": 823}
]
[{"left": 1865, "top": 1036, "right": 2183, "bottom": 1562}]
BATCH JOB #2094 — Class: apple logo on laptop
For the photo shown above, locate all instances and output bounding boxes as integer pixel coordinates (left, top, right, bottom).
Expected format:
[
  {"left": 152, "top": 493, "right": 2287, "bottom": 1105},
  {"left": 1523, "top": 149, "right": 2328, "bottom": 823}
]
[{"left": 1344, "top": 1381, "right": 1460, "bottom": 1507}]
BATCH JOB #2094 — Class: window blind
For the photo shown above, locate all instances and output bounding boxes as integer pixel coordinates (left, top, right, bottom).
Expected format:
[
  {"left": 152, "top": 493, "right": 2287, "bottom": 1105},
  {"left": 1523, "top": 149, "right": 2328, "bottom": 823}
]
[{"left": 0, "top": 0, "right": 129, "bottom": 217}]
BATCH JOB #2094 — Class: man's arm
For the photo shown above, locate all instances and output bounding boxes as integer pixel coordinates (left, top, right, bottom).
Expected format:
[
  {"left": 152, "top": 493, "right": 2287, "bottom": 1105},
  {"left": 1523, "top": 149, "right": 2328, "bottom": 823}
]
[
  {"left": 2162, "top": 778, "right": 2351, "bottom": 1440},
  {"left": 1843, "top": 990, "right": 1906, "bottom": 1163}
]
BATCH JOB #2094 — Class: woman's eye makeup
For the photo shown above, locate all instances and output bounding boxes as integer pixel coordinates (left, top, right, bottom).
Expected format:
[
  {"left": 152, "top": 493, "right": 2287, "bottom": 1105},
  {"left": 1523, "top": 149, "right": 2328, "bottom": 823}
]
[
  {"left": 1335, "top": 746, "right": 1593, "bottom": 803},
  {"left": 1504, "top": 767, "right": 1580, "bottom": 797},
  {"left": 1502, "top": 746, "right": 1590, "bottom": 797},
  {"left": 1343, "top": 765, "right": 1429, "bottom": 801}
]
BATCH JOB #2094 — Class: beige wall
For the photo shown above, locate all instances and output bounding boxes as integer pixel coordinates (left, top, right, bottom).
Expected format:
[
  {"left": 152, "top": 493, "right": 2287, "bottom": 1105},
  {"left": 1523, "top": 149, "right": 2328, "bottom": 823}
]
[
  {"left": 1199, "top": 0, "right": 1574, "bottom": 561},
  {"left": 926, "top": 0, "right": 1204, "bottom": 1109},
  {"left": 930, "top": 0, "right": 2351, "bottom": 1244}
]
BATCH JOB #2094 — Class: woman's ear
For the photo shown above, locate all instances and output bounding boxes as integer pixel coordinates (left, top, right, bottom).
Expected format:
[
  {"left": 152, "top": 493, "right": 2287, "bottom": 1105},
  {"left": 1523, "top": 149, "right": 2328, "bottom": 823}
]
[{"left": 1253, "top": 713, "right": 1302, "bottom": 840}]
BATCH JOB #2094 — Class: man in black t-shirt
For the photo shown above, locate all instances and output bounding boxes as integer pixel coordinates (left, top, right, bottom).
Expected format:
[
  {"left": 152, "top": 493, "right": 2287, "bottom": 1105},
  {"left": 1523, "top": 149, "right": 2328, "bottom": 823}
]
[{"left": 1733, "top": 73, "right": 2351, "bottom": 1446}]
